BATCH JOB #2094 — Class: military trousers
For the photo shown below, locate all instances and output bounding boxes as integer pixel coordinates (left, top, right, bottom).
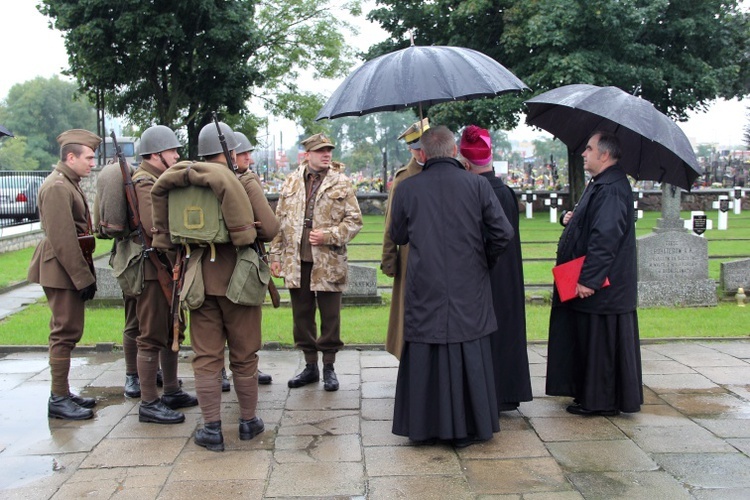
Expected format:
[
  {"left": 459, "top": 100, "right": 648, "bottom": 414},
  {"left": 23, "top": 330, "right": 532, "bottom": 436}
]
[
  {"left": 289, "top": 261, "right": 343, "bottom": 364},
  {"left": 135, "top": 280, "right": 171, "bottom": 353},
  {"left": 190, "top": 295, "right": 261, "bottom": 377},
  {"left": 44, "top": 287, "right": 85, "bottom": 359}
]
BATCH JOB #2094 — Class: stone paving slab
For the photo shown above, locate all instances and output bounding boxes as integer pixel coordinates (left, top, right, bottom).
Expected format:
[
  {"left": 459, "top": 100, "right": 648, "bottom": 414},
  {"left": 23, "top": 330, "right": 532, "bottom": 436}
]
[{"left": 0, "top": 340, "right": 748, "bottom": 498}]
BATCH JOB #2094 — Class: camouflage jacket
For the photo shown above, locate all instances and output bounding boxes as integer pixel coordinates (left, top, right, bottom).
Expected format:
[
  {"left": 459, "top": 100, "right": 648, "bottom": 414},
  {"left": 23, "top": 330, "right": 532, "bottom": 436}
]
[{"left": 269, "top": 161, "right": 362, "bottom": 292}]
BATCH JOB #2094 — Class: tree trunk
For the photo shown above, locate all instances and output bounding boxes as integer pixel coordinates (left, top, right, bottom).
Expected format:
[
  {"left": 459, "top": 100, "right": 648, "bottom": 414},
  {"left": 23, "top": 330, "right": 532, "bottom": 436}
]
[{"left": 567, "top": 149, "right": 585, "bottom": 210}]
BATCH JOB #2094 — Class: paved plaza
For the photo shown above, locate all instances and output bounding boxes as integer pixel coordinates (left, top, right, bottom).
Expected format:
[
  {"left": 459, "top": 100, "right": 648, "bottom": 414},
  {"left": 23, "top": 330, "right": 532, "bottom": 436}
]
[{"left": 0, "top": 338, "right": 749, "bottom": 499}]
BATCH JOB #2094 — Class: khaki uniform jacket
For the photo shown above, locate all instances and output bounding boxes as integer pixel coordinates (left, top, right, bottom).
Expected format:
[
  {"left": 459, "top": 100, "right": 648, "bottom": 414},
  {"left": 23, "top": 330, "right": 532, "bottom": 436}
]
[
  {"left": 132, "top": 160, "right": 168, "bottom": 281},
  {"left": 381, "top": 158, "right": 422, "bottom": 359},
  {"left": 269, "top": 161, "right": 362, "bottom": 292},
  {"left": 28, "top": 162, "right": 96, "bottom": 291}
]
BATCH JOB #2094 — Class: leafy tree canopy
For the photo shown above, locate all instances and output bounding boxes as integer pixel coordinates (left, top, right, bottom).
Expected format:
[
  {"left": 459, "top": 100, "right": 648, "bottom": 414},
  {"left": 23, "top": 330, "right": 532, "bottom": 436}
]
[
  {"left": 39, "top": 0, "right": 359, "bottom": 157},
  {"left": 0, "top": 76, "right": 96, "bottom": 169},
  {"left": 0, "top": 136, "right": 41, "bottom": 171}
]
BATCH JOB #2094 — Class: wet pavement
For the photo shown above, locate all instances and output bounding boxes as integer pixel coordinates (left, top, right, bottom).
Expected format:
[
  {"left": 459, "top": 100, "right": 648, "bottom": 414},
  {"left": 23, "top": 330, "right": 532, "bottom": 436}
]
[{"left": 0, "top": 340, "right": 748, "bottom": 499}]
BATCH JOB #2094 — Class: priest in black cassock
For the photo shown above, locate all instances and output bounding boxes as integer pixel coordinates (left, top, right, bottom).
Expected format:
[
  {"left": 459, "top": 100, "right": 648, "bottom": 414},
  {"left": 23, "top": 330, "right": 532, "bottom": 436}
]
[
  {"left": 389, "top": 125, "right": 514, "bottom": 447},
  {"left": 459, "top": 125, "right": 533, "bottom": 413},
  {"left": 546, "top": 131, "right": 642, "bottom": 416}
]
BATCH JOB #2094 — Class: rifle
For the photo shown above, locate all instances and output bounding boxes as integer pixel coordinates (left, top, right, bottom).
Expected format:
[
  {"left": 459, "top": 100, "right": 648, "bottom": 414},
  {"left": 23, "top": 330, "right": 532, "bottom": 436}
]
[
  {"left": 170, "top": 245, "right": 186, "bottom": 353},
  {"left": 212, "top": 112, "right": 281, "bottom": 308},
  {"left": 111, "top": 132, "right": 180, "bottom": 347}
]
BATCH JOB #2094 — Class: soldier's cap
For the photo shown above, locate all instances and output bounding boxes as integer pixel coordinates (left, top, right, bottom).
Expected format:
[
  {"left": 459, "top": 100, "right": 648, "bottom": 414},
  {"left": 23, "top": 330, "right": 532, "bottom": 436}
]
[
  {"left": 460, "top": 124, "right": 492, "bottom": 166},
  {"left": 56, "top": 129, "right": 101, "bottom": 151},
  {"left": 397, "top": 118, "right": 430, "bottom": 149},
  {"left": 301, "top": 133, "right": 335, "bottom": 152}
]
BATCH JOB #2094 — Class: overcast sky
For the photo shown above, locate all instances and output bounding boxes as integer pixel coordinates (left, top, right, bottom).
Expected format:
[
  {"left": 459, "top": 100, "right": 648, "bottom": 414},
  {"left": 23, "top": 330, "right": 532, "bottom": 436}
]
[{"left": 1, "top": 2, "right": 747, "bottom": 149}]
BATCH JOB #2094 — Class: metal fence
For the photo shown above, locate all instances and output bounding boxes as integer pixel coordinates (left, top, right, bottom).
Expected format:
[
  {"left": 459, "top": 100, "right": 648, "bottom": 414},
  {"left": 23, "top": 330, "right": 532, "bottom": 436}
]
[{"left": 0, "top": 171, "right": 51, "bottom": 228}]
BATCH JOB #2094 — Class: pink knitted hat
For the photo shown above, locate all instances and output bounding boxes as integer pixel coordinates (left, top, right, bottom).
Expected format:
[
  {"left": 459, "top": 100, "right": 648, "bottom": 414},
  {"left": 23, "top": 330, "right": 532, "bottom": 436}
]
[{"left": 460, "top": 125, "right": 492, "bottom": 166}]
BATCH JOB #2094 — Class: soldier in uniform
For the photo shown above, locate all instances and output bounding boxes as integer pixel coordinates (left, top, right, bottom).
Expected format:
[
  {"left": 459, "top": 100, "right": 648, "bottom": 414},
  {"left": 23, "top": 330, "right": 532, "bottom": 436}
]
[
  {"left": 167, "top": 122, "right": 279, "bottom": 451},
  {"left": 381, "top": 118, "right": 428, "bottom": 360},
  {"left": 233, "top": 131, "right": 273, "bottom": 387},
  {"left": 269, "top": 133, "right": 363, "bottom": 391},
  {"left": 28, "top": 129, "right": 101, "bottom": 420},
  {"left": 131, "top": 125, "right": 198, "bottom": 424}
]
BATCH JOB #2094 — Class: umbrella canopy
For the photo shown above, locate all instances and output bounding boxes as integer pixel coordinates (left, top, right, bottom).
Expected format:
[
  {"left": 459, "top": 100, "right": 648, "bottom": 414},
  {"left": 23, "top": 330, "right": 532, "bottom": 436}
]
[
  {"left": 0, "top": 125, "right": 14, "bottom": 138},
  {"left": 525, "top": 84, "right": 700, "bottom": 190},
  {"left": 316, "top": 45, "right": 529, "bottom": 121}
]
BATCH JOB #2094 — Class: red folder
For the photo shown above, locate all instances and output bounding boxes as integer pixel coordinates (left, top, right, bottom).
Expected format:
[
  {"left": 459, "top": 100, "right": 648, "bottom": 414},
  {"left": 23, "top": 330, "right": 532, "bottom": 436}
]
[{"left": 552, "top": 256, "right": 610, "bottom": 302}]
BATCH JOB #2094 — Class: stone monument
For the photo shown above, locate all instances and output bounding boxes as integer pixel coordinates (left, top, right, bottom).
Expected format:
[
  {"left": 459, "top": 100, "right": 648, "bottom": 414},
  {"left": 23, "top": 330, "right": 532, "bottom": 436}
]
[
  {"left": 637, "top": 183, "right": 717, "bottom": 307},
  {"left": 720, "top": 258, "right": 750, "bottom": 295}
]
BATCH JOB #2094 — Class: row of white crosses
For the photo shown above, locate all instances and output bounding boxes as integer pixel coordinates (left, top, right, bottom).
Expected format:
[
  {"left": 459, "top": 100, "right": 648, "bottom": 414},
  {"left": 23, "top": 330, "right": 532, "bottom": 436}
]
[{"left": 522, "top": 189, "right": 746, "bottom": 232}]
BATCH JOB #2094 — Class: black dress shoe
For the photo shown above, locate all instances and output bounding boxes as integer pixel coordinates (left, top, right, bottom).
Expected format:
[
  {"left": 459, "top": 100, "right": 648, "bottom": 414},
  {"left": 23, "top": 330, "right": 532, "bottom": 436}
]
[
  {"left": 454, "top": 436, "right": 487, "bottom": 448},
  {"left": 161, "top": 389, "right": 199, "bottom": 409},
  {"left": 69, "top": 392, "right": 96, "bottom": 408},
  {"left": 221, "top": 368, "right": 230, "bottom": 392},
  {"left": 195, "top": 421, "right": 224, "bottom": 452},
  {"left": 323, "top": 363, "right": 339, "bottom": 392},
  {"left": 48, "top": 395, "right": 94, "bottom": 420},
  {"left": 124, "top": 373, "right": 141, "bottom": 398},
  {"left": 566, "top": 403, "right": 620, "bottom": 417},
  {"left": 156, "top": 369, "right": 182, "bottom": 387},
  {"left": 497, "top": 402, "right": 519, "bottom": 412},
  {"left": 257, "top": 370, "right": 272, "bottom": 385},
  {"left": 239, "top": 416, "right": 265, "bottom": 440},
  {"left": 288, "top": 363, "right": 319, "bottom": 388},
  {"left": 139, "top": 399, "right": 185, "bottom": 424}
]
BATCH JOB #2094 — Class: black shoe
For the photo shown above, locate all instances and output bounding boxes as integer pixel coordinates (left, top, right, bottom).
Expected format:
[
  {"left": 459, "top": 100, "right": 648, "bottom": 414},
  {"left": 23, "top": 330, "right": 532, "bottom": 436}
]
[
  {"left": 69, "top": 392, "right": 96, "bottom": 408},
  {"left": 497, "top": 402, "right": 519, "bottom": 412},
  {"left": 258, "top": 370, "right": 272, "bottom": 385},
  {"left": 566, "top": 403, "right": 620, "bottom": 417},
  {"left": 323, "top": 363, "right": 339, "bottom": 392},
  {"left": 221, "top": 368, "right": 230, "bottom": 392},
  {"left": 48, "top": 394, "right": 94, "bottom": 420},
  {"left": 139, "top": 399, "right": 185, "bottom": 424},
  {"left": 124, "top": 373, "right": 141, "bottom": 398},
  {"left": 195, "top": 421, "right": 224, "bottom": 452},
  {"left": 288, "top": 363, "right": 319, "bottom": 388},
  {"left": 454, "top": 436, "right": 486, "bottom": 448},
  {"left": 156, "top": 369, "right": 182, "bottom": 387},
  {"left": 239, "top": 416, "right": 265, "bottom": 441},
  {"left": 161, "top": 389, "right": 199, "bottom": 410}
]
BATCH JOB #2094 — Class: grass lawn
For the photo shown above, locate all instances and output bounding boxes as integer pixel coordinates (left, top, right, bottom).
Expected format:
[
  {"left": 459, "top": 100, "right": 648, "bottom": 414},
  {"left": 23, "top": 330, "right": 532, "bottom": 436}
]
[
  {"left": 1, "top": 297, "right": 748, "bottom": 347},
  {"left": 1, "top": 210, "right": 749, "bottom": 345}
]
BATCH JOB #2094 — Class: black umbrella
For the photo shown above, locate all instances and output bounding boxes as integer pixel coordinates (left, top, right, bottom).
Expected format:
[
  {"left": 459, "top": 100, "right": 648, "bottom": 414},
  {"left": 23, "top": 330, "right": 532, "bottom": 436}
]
[
  {"left": 525, "top": 84, "right": 700, "bottom": 190},
  {"left": 316, "top": 45, "right": 529, "bottom": 121},
  {"left": 0, "top": 125, "right": 14, "bottom": 138}
]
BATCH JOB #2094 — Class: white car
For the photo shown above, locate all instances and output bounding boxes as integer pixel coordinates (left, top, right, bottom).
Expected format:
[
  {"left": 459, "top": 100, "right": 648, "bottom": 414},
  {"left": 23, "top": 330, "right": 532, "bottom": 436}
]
[{"left": 0, "top": 174, "right": 46, "bottom": 223}]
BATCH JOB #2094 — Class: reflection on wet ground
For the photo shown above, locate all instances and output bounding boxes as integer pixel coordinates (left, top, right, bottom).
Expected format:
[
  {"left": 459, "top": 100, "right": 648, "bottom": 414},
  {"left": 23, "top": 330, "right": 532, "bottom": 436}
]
[{"left": 0, "top": 341, "right": 748, "bottom": 499}]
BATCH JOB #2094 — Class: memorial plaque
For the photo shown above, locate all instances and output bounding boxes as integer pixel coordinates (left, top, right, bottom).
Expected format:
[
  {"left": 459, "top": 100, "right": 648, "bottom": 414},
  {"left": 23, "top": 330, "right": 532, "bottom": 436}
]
[
  {"left": 692, "top": 214, "right": 707, "bottom": 235},
  {"left": 735, "top": 188, "right": 742, "bottom": 199},
  {"left": 720, "top": 199, "right": 729, "bottom": 212},
  {"left": 548, "top": 197, "right": 559, "bottom": 208},
  {"left": 525, "top": 193, "right": 534, "bottom": 203}
]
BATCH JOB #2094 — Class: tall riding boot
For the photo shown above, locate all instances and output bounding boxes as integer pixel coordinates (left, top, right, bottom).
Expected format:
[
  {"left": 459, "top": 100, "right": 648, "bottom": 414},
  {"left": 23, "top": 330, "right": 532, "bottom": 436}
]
[{"left": 234, "top": 374, "right": 264, "bottom": 440}]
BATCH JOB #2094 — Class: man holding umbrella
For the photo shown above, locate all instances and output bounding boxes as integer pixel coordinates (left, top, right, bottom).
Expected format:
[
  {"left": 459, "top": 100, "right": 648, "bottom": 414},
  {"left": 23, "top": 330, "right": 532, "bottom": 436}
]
[{"left": 546, "top": 131, "right": 642, "bottom": 416}]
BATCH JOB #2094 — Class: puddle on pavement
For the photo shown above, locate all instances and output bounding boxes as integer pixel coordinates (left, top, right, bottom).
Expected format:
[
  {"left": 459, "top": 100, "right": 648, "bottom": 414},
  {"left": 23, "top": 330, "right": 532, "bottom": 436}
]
[{"left": 0, "top": 455, "right": 65, "bottom": 490}]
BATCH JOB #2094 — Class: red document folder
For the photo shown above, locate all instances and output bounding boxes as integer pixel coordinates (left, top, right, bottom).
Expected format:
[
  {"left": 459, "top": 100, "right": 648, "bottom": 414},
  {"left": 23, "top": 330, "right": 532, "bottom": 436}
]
[{"left": 552, "top": 256, "right": 610, "bottom": 302}]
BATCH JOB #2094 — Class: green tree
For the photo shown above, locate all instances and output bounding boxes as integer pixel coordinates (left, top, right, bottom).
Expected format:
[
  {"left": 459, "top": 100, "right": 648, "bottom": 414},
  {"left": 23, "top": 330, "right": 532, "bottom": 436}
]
[
  {"left": 0, "top": 76, "right": 96, "bottom": 169},
  {"left": 0, "top": 136, "right": 40, "bottom": 171},
  {"left": 366, "top": 0, "right": 750, "bottom": 203},
  {"left": 39, "top": 0, "right": 358, "bottom": 157}
]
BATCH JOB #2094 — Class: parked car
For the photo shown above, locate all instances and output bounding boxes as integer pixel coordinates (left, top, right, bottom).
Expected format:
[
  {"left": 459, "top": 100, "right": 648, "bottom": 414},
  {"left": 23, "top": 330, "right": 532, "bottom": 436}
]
[{"left": 0, "top": 174, "right": 46, "bottom": 223}]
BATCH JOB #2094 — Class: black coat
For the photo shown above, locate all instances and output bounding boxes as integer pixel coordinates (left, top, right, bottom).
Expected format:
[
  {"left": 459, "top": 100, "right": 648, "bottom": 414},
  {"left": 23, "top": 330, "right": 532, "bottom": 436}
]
[
  {"left": 390, "top": 157, "right": 514, "bottom": 344},
  {"left": 554, "top": 165, "right": 637, "bottom": 314},
  {"left": 481, "top": 172, "right": 532, "bottom": 404}
]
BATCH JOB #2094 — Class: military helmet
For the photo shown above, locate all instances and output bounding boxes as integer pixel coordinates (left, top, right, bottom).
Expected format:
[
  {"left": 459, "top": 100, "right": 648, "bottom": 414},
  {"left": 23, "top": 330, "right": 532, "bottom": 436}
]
[
  {"left": 139, "top": 125, "right": 182, "bottom": 156},
  {"left": 198, "top": 121, "right": 238, "bottom": 157},
  {"left": 234, "top": 132, "right": 255, "bottom": 154}
]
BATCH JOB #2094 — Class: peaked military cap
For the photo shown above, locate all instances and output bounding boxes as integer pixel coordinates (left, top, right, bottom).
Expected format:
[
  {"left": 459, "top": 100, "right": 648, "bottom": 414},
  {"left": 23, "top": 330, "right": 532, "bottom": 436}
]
[
  {"left": 301, "top": 133, "right": 335, "bottom": 152},
  {"left": 397, "top": 118, "right": 430, "bottom": 149},
  {"left": 56, "top": 129, "right": 102, "bottom": 151}
]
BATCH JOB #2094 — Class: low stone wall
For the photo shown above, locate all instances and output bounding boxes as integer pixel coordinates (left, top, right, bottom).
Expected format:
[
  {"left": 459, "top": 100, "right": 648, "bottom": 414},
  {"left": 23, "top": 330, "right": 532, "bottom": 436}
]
[{"left": 0, "top": 228, "right": 44, "bottom": 253}]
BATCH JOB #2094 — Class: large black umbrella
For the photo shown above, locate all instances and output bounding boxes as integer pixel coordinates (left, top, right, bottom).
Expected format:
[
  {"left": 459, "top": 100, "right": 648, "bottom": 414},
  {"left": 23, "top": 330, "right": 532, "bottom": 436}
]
[
  {"left": 316, "top": 45, "right": 529, "bottom": 121},
  {"left": 0, "top": 125, "right": 13, "bottom": 138},
  {"left": 525, "top": 84, "right": 700, "bottom": 190}
]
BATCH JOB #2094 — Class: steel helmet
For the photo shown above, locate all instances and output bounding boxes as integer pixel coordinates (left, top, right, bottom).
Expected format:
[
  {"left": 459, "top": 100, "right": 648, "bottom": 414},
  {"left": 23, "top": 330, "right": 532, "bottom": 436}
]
[
  {"left": 234, "top": 132, "right": 255, "bottom": 154},
  {"left": 139, "top": 125, "right": 182, "bottom": 156},
  {"left": 198, "top": 121, "right": 238, "bottom": 157}
]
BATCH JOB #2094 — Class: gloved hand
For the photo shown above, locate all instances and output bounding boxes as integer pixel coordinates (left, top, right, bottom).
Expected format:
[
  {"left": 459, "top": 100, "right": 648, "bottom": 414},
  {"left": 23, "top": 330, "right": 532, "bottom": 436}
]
[{"left": 79, "top": 283, "right": 97, "bottom": 301}]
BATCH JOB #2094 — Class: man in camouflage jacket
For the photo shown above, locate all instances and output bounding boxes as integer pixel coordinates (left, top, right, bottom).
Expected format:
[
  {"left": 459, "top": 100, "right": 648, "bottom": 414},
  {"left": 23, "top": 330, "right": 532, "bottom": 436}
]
[{"left": 269, "top": 133, "right": 362, "bottom": 391}]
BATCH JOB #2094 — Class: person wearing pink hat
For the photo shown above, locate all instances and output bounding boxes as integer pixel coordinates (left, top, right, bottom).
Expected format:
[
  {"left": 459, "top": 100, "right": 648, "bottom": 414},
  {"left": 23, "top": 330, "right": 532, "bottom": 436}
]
[{"left": 459, "top": 125, "right": 532, "bottom": 413}]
